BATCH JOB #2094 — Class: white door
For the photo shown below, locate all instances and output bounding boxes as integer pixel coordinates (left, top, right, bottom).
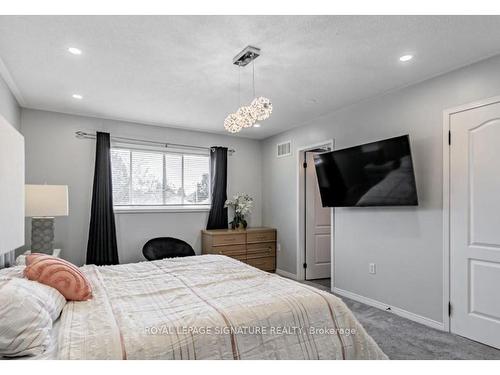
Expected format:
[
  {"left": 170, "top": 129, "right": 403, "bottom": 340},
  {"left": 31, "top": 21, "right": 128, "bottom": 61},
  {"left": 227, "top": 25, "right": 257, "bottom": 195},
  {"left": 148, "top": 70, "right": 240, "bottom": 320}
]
[
  {"left": 450, "top": 99, "right": 500, "bottom": 349},
  {"left": 305, "top": 152, "right": 331, "bottom": 280}
]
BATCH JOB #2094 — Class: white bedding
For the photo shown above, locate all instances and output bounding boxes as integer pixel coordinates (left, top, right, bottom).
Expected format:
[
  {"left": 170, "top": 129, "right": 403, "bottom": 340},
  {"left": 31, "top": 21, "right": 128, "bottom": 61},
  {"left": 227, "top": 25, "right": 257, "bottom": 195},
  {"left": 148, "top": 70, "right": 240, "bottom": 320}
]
[
  {"left": 25, "top": 319, "right": 61, "bottom": 360},
  {"left": 52, "top": 255, "right": 386, "bottom": 360}
]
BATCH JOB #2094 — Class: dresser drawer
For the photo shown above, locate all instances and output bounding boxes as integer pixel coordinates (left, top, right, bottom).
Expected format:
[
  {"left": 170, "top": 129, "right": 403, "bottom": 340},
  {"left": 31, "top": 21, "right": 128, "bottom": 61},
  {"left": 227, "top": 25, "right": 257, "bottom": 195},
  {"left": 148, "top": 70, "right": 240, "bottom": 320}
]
[
  {"left": 231, "top": 254, "right": 247, "bottom": 262},
  {"left": 247, "top": 230, "right": 276, "bottom": 243},
  {"left": 212, "top": 233, "right": 246, "bottom": 246},
  {"left": 212, "top": 244, "right": 246, "bottom": 257},
  {"left": 247, "top": 242, "right": 276, "bottom": 259},
  {"left": 246, "top": 256, "right": 275, "bottom": 271},
  {"left": 202, "top": 228, "right": 277, "bottom": 272}
]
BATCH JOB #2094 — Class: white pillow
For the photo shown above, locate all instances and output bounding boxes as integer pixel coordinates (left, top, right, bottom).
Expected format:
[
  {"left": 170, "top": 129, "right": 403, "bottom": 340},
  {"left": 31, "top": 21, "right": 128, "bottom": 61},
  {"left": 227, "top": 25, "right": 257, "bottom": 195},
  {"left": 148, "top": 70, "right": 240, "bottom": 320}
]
[{"left": 0, "top": 277, "right": 66, "bottom": 357}]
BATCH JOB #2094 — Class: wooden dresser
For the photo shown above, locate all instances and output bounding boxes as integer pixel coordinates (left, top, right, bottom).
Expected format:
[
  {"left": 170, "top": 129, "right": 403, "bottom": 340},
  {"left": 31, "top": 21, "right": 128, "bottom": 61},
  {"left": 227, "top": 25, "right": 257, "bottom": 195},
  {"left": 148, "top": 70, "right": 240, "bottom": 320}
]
[{"left": 201, "top": 227, "right": 277, "bottom": 272}]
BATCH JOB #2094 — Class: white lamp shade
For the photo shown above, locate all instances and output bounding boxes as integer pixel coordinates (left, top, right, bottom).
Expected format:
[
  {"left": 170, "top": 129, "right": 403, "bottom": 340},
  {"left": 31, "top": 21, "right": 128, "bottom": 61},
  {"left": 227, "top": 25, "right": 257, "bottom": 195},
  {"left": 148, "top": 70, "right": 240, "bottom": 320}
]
[{"left": 25, "top": 185, "right": 69, "bottom": 217}]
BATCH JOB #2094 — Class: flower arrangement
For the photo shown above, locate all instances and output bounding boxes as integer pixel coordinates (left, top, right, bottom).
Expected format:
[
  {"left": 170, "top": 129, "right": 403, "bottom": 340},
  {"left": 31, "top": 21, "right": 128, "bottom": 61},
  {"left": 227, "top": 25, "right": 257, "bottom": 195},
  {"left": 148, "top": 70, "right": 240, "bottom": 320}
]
[{"left": 225, "top": 193, "right": 254, "bottom": 230}]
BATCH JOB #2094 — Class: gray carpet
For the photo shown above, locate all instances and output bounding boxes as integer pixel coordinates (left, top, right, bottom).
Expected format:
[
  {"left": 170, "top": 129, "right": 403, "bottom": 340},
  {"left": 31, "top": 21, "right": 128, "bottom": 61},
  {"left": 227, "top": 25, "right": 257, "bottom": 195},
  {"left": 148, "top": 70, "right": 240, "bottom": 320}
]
[{"left": 303, "top": 279, "right": 500, "bottom": 360}]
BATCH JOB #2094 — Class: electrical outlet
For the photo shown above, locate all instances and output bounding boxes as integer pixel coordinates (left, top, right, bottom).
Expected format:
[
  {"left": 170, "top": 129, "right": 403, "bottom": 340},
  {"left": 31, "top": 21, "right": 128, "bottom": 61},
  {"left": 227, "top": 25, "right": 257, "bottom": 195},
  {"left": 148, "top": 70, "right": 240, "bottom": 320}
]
[
  {"left": 277, "top": 243, "right": 281, "bottom": 252},
  {"left": 369, "top": 263, "right": 376, "bottom": 274}
]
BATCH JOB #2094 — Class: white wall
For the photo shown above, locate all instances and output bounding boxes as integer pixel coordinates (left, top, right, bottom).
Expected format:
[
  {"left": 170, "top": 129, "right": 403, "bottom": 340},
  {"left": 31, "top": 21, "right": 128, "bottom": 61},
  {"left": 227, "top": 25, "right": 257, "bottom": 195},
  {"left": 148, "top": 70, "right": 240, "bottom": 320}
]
[
  {"left": 0, "top": 73, "right": 22, "bottom": 263},
  {"left": 21, "top": 109, "right": 262, "bottom": 266},
  {"left": 261, "top": 53, "right": 500, "bottom": 324},
  {"left": 0, "top": 75, "right": 20, "bottom": 129}
]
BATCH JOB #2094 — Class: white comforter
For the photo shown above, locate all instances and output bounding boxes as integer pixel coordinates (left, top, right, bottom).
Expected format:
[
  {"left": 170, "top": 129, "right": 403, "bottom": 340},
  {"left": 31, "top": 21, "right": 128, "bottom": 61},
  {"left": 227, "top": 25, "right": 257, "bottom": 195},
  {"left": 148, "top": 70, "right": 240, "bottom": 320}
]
[{"left": 57, "top": 255, "right": 386, "bottom": 360}]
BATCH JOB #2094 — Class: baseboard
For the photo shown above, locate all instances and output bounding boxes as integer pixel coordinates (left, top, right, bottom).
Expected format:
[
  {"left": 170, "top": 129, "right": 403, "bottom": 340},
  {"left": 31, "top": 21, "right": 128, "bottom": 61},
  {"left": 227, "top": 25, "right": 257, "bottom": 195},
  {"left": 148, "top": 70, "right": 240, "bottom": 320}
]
[
  {"left": 275, "top": 268, "right": 298, "bottom": 280},
  {"left": 333, "top": 287, "right": 445, "bottom": 331}
]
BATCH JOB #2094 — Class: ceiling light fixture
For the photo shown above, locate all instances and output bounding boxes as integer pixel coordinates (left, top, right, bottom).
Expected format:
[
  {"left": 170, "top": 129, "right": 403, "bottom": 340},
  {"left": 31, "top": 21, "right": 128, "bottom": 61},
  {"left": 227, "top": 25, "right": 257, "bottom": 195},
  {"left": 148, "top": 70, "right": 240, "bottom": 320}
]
[
  {"left": 68, "top": 47, "right": 82, "bottom": 55},
  {"left": 72, "top": 94, "right": 83, "bottom": 100},
  {"left": 224, "top": 45, "right": 272, "bottom": 134},
  {"left": 253, "top": 123, "right": 261, "bottom": 128},
  {"left": 399, "top": 54, "right": 413, "bottom": 62}
]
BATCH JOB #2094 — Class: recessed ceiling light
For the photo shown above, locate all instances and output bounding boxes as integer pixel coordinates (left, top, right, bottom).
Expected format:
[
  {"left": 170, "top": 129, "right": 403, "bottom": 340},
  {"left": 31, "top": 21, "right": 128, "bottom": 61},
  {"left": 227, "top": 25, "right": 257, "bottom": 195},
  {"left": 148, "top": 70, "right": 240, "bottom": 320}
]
[
  {"left": 399, "top": 54, "right": 413, "bottom": 62},
  {"left": 72, "top": 94, "right": 83, "bottom": 100},
  {"left": 68, "top": 47, "right": 82, "bottom": 55},
  {"left": 253, "top": 123, "right": 261, "bottom": 128}
]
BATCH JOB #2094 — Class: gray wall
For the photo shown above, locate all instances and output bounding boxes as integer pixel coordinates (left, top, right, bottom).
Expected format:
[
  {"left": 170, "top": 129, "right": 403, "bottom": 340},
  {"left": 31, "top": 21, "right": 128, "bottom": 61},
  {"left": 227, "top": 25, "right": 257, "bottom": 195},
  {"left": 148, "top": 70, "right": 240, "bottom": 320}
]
[
  {"left": 262, "top": 54, "right": 500, "bottom": 324},
  {"left": 0, "top": 75, "right": 20, "bottom": 129},
  {"left": 21, "top": 109, "right": 263, "bottom": 266}
]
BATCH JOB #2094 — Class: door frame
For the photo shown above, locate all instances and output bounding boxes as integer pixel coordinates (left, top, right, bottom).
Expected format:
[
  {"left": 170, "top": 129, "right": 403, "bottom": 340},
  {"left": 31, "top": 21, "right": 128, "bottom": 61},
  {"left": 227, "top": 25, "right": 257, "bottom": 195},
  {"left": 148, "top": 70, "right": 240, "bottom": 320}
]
[
  {"left": 296, "top": 139, "right": 334, "bottom": 284},
  {"left": 442, "top": 95, "right": 500, "bottom": 333}
]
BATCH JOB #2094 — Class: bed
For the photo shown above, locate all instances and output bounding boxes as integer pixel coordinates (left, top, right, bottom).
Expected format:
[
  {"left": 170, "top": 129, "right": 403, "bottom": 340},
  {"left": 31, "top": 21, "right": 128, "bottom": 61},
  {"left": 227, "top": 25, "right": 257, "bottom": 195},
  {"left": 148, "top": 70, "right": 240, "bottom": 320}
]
[{"left": 46, "top": 254, "right": 386, "bottom": 360}]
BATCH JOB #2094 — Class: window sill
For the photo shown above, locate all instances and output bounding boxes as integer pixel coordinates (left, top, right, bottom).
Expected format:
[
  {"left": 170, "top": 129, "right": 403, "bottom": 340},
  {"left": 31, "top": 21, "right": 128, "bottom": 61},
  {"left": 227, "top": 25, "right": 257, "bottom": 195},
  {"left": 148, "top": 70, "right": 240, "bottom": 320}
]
[{"left": 114, "top": 205, "right": 211, "bottom": 214}]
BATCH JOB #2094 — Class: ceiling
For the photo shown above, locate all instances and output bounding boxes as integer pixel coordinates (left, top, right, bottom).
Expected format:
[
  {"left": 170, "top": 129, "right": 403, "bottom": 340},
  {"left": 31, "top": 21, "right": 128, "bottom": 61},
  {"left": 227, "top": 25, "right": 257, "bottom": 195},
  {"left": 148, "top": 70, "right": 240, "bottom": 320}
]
[{"left": 1, "top": 15, "right": 500, "bottom": 139}]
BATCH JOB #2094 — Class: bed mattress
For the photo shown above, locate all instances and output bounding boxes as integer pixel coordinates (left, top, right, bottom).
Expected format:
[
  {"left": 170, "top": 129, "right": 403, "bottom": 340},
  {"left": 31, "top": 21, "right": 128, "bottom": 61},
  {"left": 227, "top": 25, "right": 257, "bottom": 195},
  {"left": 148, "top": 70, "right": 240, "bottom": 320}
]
[{"left": 56, "top": 255, "right": 387, "bottom": 360}]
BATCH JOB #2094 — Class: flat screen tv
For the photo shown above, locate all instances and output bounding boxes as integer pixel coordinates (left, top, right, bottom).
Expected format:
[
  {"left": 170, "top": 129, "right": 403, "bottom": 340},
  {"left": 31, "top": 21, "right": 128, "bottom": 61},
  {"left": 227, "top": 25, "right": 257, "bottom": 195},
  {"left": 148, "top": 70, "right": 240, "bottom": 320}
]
[{"left": 313, "top": 135, "right": 418, "bottom": 207}]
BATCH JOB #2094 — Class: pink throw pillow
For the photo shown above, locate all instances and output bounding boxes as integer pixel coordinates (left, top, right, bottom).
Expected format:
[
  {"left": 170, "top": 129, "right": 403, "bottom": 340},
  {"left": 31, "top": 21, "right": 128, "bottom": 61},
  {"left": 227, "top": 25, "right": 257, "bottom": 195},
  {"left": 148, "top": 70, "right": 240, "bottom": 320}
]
[{"left": 24, "top": 254, "right": 92, "bottom": 301}]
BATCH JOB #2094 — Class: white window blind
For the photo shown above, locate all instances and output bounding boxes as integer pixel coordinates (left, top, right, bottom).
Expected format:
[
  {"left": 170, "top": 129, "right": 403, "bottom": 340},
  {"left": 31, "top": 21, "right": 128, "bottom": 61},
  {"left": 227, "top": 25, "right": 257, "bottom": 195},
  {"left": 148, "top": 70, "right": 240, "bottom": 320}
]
[{"left": 111, "top": 147, "right": 210, "bottom": 207}]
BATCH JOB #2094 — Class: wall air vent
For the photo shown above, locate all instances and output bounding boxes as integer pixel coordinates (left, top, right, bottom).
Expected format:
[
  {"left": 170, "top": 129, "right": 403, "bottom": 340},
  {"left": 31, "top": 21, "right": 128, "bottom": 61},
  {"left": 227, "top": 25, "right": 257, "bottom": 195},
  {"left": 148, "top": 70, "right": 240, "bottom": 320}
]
[{"left": 277, "top": 141, "right": 292, "bottom": 158}]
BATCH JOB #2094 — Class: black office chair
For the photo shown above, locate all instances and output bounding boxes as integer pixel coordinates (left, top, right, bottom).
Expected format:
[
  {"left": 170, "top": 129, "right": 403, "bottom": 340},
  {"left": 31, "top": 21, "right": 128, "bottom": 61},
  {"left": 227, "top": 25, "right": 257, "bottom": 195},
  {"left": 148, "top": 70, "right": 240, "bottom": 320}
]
[{"left": 142, "top": 237, "right": 195, "bottom": 261}]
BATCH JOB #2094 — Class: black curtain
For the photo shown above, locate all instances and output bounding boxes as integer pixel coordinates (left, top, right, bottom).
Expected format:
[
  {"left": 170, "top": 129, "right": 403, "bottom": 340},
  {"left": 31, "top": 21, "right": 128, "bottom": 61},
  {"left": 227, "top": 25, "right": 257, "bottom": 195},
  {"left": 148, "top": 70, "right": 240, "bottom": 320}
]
[
  {"left": 86, "top": 132, "right": 119, "bottom": 265},
  {"left": 206, "top": 147, "right": 228, "bottom": 229}
]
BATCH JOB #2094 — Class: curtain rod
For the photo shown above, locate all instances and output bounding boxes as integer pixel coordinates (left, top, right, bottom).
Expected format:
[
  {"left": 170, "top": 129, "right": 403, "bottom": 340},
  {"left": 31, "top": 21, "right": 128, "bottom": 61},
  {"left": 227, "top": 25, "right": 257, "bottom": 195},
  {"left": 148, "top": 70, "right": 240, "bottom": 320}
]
[{"left": 75, "top": 131, "right": 235, "bottom": 154}]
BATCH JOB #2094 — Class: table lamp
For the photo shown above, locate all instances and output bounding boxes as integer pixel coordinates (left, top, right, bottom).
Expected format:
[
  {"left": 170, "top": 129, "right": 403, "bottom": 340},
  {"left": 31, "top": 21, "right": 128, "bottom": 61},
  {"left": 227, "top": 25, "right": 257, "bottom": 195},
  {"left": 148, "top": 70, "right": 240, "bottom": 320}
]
[{"left": 25, "top": 184, "right": 69, "bottom": 253}]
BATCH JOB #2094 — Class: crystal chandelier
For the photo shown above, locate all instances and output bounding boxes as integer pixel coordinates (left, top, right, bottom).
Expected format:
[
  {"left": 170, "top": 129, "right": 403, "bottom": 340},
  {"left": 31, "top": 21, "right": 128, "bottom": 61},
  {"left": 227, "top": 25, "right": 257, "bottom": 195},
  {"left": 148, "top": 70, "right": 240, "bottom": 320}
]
[
  {"left": 237, "top": 106, "right": 255, "bottom": 128},
  {"left": 250, "top": 97, "right": 273, "bottom": 121},
  {"left": 224, "top": 46, "right": 272, "bottom": 133},
  {"left": 224, "top": 113, "right": 242, "bottom": 133}
]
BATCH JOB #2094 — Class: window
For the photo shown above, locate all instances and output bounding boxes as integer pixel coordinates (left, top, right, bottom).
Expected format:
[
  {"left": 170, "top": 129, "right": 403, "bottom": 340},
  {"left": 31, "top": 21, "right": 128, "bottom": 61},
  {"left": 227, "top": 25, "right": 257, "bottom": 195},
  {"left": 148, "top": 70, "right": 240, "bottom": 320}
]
[{"left": 111, "top": 147, "right": 210, "bottom": 209}]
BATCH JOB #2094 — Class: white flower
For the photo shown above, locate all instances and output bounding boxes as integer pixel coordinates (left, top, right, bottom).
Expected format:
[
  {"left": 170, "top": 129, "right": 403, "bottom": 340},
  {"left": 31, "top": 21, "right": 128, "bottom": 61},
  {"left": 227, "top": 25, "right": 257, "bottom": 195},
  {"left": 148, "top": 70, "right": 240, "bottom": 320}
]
[{"left": 225, "top": 192, "right": 254, "bottom": 216}]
